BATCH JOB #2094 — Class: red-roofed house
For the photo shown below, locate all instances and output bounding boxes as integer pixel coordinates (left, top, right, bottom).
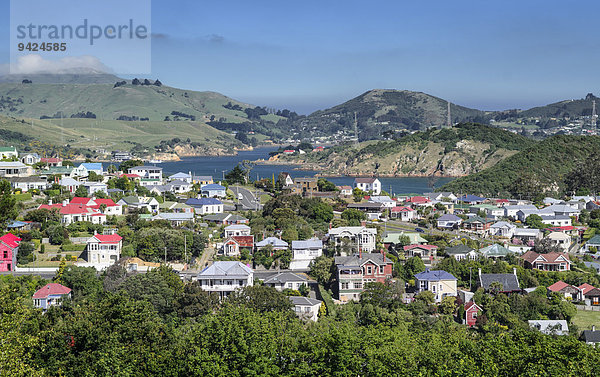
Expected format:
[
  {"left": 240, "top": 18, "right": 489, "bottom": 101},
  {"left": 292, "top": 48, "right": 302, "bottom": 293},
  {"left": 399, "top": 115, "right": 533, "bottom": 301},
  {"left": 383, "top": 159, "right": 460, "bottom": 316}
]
[
  {"left": 33, "top": 283, "right": 71, "bottom": 310},
  {"left": 406, "top": 196, "right": 432, "bottom": 207},
  {"left": 579, "top": 283, "right": 596, "bottom": 298},
  {"left": 85, "top": 233, "right": 123, "bottom": 267},
  {"left": 390, "top": 206, "right": 415, "bottom": 221},
  {"left": 464, "top": 302, "right": 482, "bottom": 327},
  {"left": 222, "top": 235, "right": 254, "bottom": 257},
  {"left": 0, "top": 233, "right": 21, "bottom": 271},
  {"left": 70, "top": 197, "right": 122, "bottom": 216},
  {"left": 521, "top": 250, "right": 571, "bottom": 272},
  {"left": 40, "top": 157, "right": 62, "bottom": 167},
  {"left": 38, "top": 202, "right": 106, "bottom": 225},
  {"left": 283, "top": 150, "right": 295, "bottom": 155},
  {"left": 547, "top": 280, "right": 579, "bottom": 300}
]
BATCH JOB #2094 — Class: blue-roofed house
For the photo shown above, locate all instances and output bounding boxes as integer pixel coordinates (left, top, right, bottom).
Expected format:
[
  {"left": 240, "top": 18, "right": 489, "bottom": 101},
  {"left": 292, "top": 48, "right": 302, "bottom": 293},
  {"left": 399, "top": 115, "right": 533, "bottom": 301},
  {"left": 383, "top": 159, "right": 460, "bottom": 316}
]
[
  {"left": 458, "top": 194, "right": 486, "bottom": 204},
  {"left": 186, "top": 197, "right": 223, "bottom": 215},
  {"left": 201, "top": 183, "right": 226, "bottom": 198},
  {"left": 414, "top": 268, "right": 458, "bottom": 302},
  {"left": 77, "top": 162, "right": 103, "bottom": 177}
]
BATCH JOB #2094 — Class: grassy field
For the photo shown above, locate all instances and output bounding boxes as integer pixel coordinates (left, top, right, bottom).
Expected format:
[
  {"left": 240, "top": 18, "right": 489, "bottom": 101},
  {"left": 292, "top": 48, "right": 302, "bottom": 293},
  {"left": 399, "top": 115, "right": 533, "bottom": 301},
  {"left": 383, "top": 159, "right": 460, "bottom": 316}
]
[{"left": 573, "top": 309, "right": 600, "bottom": 331}]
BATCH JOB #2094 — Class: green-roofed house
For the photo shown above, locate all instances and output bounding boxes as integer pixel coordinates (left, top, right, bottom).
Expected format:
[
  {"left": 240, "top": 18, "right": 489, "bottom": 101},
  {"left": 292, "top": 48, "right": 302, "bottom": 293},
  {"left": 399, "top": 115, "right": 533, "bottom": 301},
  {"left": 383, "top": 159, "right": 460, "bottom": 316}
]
[
  {"left": 0, "top": 146, "right": 18, "bottom": 159},
  {"left": 585, "top": 235, "right": 600, "bottom": 253},
  {"left": 445, "top": 244, "right": 478, "bottom": 261},
  {"left": 469, "top": 204, "right": 505, "bottom": 220},
  {"left": 479, "top": 244, "right": 512, "bottom": 259},
  {"left": 383, "top": 232, "right": 428, "bottom": 247},
  {"left": 44, "top": 166, "right": 76, "bottom": 178}
]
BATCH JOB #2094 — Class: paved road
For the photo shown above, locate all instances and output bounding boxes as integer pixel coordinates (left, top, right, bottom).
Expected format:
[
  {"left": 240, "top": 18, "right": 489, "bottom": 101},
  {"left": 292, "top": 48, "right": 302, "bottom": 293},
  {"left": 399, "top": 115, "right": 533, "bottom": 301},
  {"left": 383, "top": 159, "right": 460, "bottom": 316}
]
[{"left": 231, "top": 186, "right": 263, "bottom": 210}]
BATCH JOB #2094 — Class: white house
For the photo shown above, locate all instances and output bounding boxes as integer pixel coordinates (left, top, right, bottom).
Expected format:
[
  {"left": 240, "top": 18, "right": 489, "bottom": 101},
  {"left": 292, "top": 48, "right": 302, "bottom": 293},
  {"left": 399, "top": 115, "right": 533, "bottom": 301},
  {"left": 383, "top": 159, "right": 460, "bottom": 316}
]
[
  {"left": 263, "top": 272, "right": 307, "bottom": 291},
  {"left": 117, "top": 196, "right": 160, "bottom": 213},
  {"left": 489, "top": 221, "right": 516, "bottom": 238},
  {"left": 436, "top": 214, "right": 462, "bottom": 229},
  {"left": 353, "top": 178, "right": 381, "bottom": 195},
  {"left": 168, "top": 172, "right": 193, "bottom": 183},
  {"left": 528, "top": 320, "right": 569, "bottom": 336},
  {"left": 196, "top": 261, "right": 254, "bottom": 299},
  {"left": 169, "top": 179, "right": 193, "bottom": 194},
  {"left": 368, "top": 196, "right": 396, "bottom": 208},
  {"left": 85, "top": 233, "right": 122, "bottom": 268},
  {"left": 8, "top": 177, "right": 48, "bottom": 192},
  {"left": 546, "top": 231, "right": 572, "bottom": 251},
  {"left": 0, "top": 161, "right": 31, "bottom": 177},
  {"left": 289, "top": 296, "right": 322, "bottom": 322},
  {"left": 20, "top": 153, "right": 40, "bottom": 165},
  {"left": 0, "top": 146, "right": 18, "bottom": 159},
  {"left": 541, "top": 215, "right": 572, "bottom": 227},
  {"left": 76, "top": 163, "right": 103, "bottom": 177},
  {"left": 504, "top": 205, "right": 537, "bottom": 219},
  {"left": 201, "top": 184, "right": 227, "bottom": 198},
  {"left": 59, "top": 177, "right": 81, "bottom": 193},
  {"left": 83, "top": 182, "right": 108, "bottom": 195},
  {"left": 152, "top": 212, "right": 195, "bottom": 226},
  {"left": 328, "top": 226, "right": 377, "bottom": 252},
  {"left": 255, "top": 237, "right": 289, "bottom": 252},
  {"left": 185, "top": 197, "right": 223, "bottom": 215},
  {"left": 290, "top": 238, "right": 323, "bottom": 270},
  {"left": 128, "top": 166, "right": 163, "bottom": 181},
  {"left": 224, "top": 224, "right": 252, "bottom": 238},
  {"left": 390, "top": 206, "right": 415, "bottom": 221}
]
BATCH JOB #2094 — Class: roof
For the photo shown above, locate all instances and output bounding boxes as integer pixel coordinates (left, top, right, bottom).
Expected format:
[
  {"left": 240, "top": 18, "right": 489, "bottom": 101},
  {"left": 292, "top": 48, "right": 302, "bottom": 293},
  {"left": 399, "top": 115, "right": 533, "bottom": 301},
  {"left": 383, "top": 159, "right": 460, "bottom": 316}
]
[
  {"left": 59, "top": 177, "right": 80, "bottom": 186},
  {"left": 256, "top": 237, "right": 288, "bottom": 248},
  {"left": 414, "top": 268, "right": 457, "bottom": 281},
  {"left": 581, "top": 330, "right": 600, "bottom": 343},
  {"left": 41, "top": 157, "right": 62, "bottom": 163},
  {"left": 403, "top": 244, "right": 438, "bottom": 251},
  {"left": 479, "top": 273, "right": 520, "bottom": 292},
  {"left": 490, "top": 221, "right": 516, "bottom": 229},
  {"left": 547, "top": 281, "right": 572, "bottom": 292},
  {"left": 226, "top": 235, "right": 254, "bottom": 247},
  {"left": 391, "top": 206, "right": 414, "bottom": 213},
  {"left": 169, "top": 172, "right": 191, "bottom": 179},
  {"left": 80, "top": 163, "right": 102, "bottom": 170},
  {"left": 153, "top": 213, "right": 194, "bottom": 221},
  {"left": 458, "top": 194, "right": 486, "bottom": 202},
  {"left": 587, "top": 235, "right": 600, "bottom": 245},
  {"left": 91, "top": 234, "right": 123, "bottom": 244},
  {"left": 445, "top": 244, "right": 474, "bottom": 255},
  {"left": 0, "top": 146, "right": 16, "bottom": 152},
  {"left": 579, "top": 283, "right": 597, "bottom": 295},
  {"left": 479, "top": 244, "right": 512, "bottom": 257},
  {"left": 406, "top": 196, "right": 430, "bottom": 203},
  {"left": 198, "top": 261, "right": 253, "bottom": 277},
  {"left": 186, "top": 197, "right": 223, "bottom": 206},
  {"left": 201, "top": 183, "right": 226, "bottom": 190},
  {"left": 0, "top": 233, "right": 21, "bottom": 248},
  {"left": 528, "top": 320, "right": 568, "bottom": 335},
  {"left": 129, "top": 165, "right": 163, "bottom": 171},
  {"left": 203, "top": 213, "right": 248, "bottom": 222},
  {"left": 335, "top": 253, "right": 393, "bottom": 268},
  {"left": 354, "top": 177, "right": 378, "bottom": 184},
  {"left": 465, "top": 301, "right": 481, "bottom": 312},
  {"left": 292, "top": 238, "right": 323, "bottom": 249},
  {"left": 328, "top": 226, "right": 377, "bottom": 236},
  {"left": 193, "top": 175, "right": 213, "bottom": 181},
  {"left": 464, "top": 216, "right": 494, "bottom": 224},
  {"left": 438, "top": 214, "right": 461, "bottom": 221},
  {"left": 584, "top": 288, "right": 600, "bottom": 297},
  {"left": 289, "top": 296, "right": 322, "bottom": 306},
  {"left": 263, "top": 272, "right": 307, "bottom": 284},
  {"left": 521, "top": 250, "right": 570, "bottom": 264},
  {"left": 383, "top": 232, "right": 428, "bottom": 245},
  {"left": 225, "top": 224, "right": 251, "bottom": 231},
  {"left": 32, "top": 283, "right": 71, "bottom": 299}
]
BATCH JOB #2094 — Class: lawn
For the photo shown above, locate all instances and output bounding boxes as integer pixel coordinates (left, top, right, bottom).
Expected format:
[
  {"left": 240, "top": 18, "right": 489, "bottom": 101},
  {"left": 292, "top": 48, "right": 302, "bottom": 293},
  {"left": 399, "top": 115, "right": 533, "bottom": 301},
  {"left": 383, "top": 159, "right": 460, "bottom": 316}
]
[{"left": 572, "top": 309, "right": 600, "bottom": 331}]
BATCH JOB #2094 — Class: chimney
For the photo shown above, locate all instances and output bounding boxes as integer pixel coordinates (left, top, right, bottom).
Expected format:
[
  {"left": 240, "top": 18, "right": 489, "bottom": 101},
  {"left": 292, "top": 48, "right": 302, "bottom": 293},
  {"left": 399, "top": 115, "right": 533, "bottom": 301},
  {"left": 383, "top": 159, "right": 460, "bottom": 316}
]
[
  {"left": 359, "top": 246, "right": 362, "bottom": 259},
  {"left": 48, "top": 199, "right": 52, "bottom": 205},
  {"left": 329, "top": 222, "right": 332, "bottom": 229},
  {"left": 381, "top": 248, "right": 385, "bottom": 258},
  {"left": 478, "top": 268, "right": 482, "bottom": 277},
  {"left": 62, "top": 200, "right": 68, "bottom": 207},
  {"left": 513, "top": 267, "right": 517, "bottom": 276}
]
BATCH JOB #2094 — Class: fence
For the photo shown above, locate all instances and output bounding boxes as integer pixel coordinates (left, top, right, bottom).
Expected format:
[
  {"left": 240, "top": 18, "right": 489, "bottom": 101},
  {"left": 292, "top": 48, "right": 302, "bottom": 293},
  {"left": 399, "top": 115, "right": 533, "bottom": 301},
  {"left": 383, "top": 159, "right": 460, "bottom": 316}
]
[{"left": 576, "top": 304, "right": 600, "bottom": 311}]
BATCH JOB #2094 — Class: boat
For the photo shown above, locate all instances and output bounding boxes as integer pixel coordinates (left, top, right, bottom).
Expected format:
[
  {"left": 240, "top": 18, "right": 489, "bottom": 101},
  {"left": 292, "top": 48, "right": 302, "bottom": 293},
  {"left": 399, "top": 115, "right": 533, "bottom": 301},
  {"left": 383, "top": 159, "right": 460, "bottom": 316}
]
[{"left": 148, "top": 159, "right": 163, "bottom": 164}]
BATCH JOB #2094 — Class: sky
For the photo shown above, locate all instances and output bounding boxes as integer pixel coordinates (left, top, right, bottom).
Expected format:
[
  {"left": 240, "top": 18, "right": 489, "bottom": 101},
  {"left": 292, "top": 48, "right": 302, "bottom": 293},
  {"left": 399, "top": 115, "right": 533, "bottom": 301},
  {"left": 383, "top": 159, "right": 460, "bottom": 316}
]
[{"left": 1, "top": 0, "right": 600, "bottom": 114}]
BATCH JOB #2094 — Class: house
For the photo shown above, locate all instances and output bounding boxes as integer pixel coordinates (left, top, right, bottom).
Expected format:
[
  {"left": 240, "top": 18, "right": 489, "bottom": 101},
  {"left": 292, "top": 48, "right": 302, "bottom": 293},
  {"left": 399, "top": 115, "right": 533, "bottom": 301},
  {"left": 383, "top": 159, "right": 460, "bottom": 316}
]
[
  {"left": 585, "top": 235, "right": 600, "bottom": 253},
  {"left": 40, "top": 157, "right": 62, "bottom": 167},
  {"left": 347, "top": 202, "right": 385, "bottom": 219},
  {"left": 464, "top": 301, "right": 482, "bottom": 327},
  {"left": 159, "top": 201, "right": 194, "bottom": 214},
  {"left": 255, "top": 237, "right": 288, "bottom": 253},
  {"left": 584, "top": 288, "right": 600, "bottom": 305},
  {"left": 168, "top": 172, "right": 192, "bottom": 183},
  {"left": 32, "top": 283, "right": 71, "bottom": 310},
  {"left": 414, "top": 269, "right": 458, "bottom": 303},
  {"left": 390, "top": 206, "right": 415, "bottom": 221},
  {"left": 222, "top": 235, "right": 254, "bottom": 256},
  {"left": 85, "top": 233, "right": 122, "bottom": 268},
  {"left": 580, "top": 329, "right": 600, "bottom": 346},
  {"left": 547, "top": 281, "right": 579, "bottom": 300},
  {"left": 516, "top": 208, "right": 553, "bottom": 222},
  {"left": 406, "top": 196, "right": 432, "bottom": 207},
  {"left": 512, "top": 228, "right": 542, "bottom": 244},
  {"left": 83, "top": 182, "right": 108, "bottom": 195},
  {"left": 204, "top": 213, "right": 248, "bottom": 225},
  {"left": 196, "top": 261, "right": 253, "bottom": 299},
  {"left": 70, "top": 197, "right": 123, "bottom": 216},
  {"left": 541, "top": 215, "right": 572, "bottom": 227},
  {"left": 8, "top": 176, "right": 48, "bottom": 192},
  {"left": 290, "top": 238, "right": 323, "bottom": 270},
  {"left": 293, "top": 177, "right": 318, "bottom": 195},
  {"left": 0, "top": 233, "right": 21, "bottom": 271},
  {"left": 521, "top": 250, "right": 571, "bottom": 272},
  {"left": 38, "top": 202, "right": 106, "bottom": 225},
  {"left": 545, "top": 204, "right": 580, "bottom": 218},
  {"left": 117, "top": 196, "right": 160, "bottom": 213},
  {"left": 152, "top": 212, "right": 195, "bottom": 226},
  {"left": 469, "top": 204, "right": 504, "bottom": 220},
  {"left": 545, "top": 231, "right": 572, "bottom": 251},
  {"left": 289, "top": 296, "right": 322, "bottom": 322},
  {"left": 489, "top": 221, "right": 516, "bottom": 238},
  {"left": 337, "top": 185, "right": 353, "bottom": 196},
  {"left": 462, "top": 216, "right": 494, "bottom": 234},
  {"left": 335, "top": 252, "right": 393, "bottom": 302},
  {"left": 579, "top": 283, "right": 596, "bottom": 298},
  {"left": 128, "top": 166, "right": 163, "bottom": 181},
  {"left": 193, "top": 175, "right": 213, "bottom": 185},
  {"left": 59, "top": 177, "right": 81, "bottom": 193},
  {"left": 478, "top": 268, "right": 521, "bottom": 294},
  {"left": 120, "top": 257, "right": 161, "bottom": 273},
  {"left": 383, "top": 232, "right": 428, "bottom": 249},
  {"left": 457, "top": 194, "right": 486, "bottom": 204},
  {"left": 185, "top": 197, "right": 223, "bottom": 215},
  {"left": 328, "top": 226, "right": 377, "bottom": 252},
  {"left": 139, "top": 178, "right": 161, "bottom": 187},
  {"left": 278, "top": 172, "right": 294, "bottom": 187},
  {"left": 353, "top": 178, "right": 381, "bottom": 195},
  {"left": 424, "top": 192, "right": 457, "bottom": 202},
  {"left": 504, "top": 204, "right": 537, "bottom": 219},
  {"left": 224, "top": 224, "right": 251, "bottom": 238},
  {"left": 201, "top": 184, "right": 226, "bottom": 198},
  {"left": 0, "top": 161, "right": 31, "bottom": 177},
  {"left": 368, "top": 195, "right": 396, "bottom": 208},
  {"left": 77, "top": 162, "right": 103, "bottom": 177},
  {"left": 111, "top": 151, "right": 132, "bottom": 162},
  {"left": 528, "top": 320, "right": 569, "bottom": 336},
  {"left": 0, "top": 146, "right": 18, "bottom": 159},
  {"left": 403, "top": 244, "right": 438, "bottom": 264},
  {"left": 445, "top": 245, "right": 478, "bottom": 261},
  {"left": 479, "top": 244, "right": 512, "bottom": 259},
  {"left": 20, "top": 152, "right": 40, "bottom": 165},
  {"left": 262, "top": 272, "right": 307, "bottom": 291},
  {"left": 437, "top": 214, "right": 462, "bottom": 229}
]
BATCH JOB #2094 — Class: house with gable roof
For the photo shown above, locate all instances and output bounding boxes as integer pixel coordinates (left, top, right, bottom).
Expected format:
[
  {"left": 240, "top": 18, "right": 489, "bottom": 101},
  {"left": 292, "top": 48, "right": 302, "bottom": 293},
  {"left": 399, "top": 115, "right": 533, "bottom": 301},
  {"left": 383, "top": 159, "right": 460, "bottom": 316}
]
[
  {"left": 0, "top": 233, "right": 21, "bottom": 271},
  {"left": 445, "top": 244, "right": 478, "bottom": 261},
  {"left": 33, "top": 283, "right": 71, "bottom": 310},
  {"left": 353, "top": 177, "right": 381, "bottom": 195},
  {"left": 289, "top": 296, "right": 322, "bottom": 322},
  {"left": 464, "top": 302, "right": 482, "bottom": 327},
  {"left": 489, "top": 221, "right": 516, "bottom": 238},
  {"left": 478, "top": 268, "right": 521, "bottom": 294},
  {"left": 436, "top": 214, "right": 462, "bottom": 229},
  {"left": 328, "top": 226, "right": 377, "bottom": 252},
  {"left": 547, "top": 281, "right": 579, "bottom": 300},
  {"left": 196, "top": 261, "right": 253, "bottom": 299},
  {"left": 335, "top": 252, "right": 393, "bottom": 302},
  {"left": 262, "top": 272, "right": 307, "bottom": 291},
  {"left": 224, "top": 224, "right": 251, "bottom": 238},
  {"left": 222, "top": 235, "right": 254, "bottom": 257},
  {"left": 186, "top": 197, "right": 223, "bottom": 215},
  {"left": 521, "top": 250, "right": 571, "bottom": 272},
  {"left": 255, "top": 237, "right": 289, "bottom": 253},
  {"left": 390, "top": 206, "right": 415, "bottom": 221},
  {"left": 84, "top": 233, "right": 122, "bottom": 267},
  {"left": 414, "top": 268, "right": 458, "bottom": 303},
  {"left": 290, "top": 238, "right": 323, "bottom": 270}
]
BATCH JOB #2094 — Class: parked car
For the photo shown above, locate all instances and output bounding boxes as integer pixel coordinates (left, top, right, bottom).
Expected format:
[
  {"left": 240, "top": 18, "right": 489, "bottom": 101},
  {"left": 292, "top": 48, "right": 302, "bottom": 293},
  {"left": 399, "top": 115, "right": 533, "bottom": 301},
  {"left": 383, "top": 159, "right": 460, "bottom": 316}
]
[{"left": 415, "top": 228, "right": 425, "bottom": 233}]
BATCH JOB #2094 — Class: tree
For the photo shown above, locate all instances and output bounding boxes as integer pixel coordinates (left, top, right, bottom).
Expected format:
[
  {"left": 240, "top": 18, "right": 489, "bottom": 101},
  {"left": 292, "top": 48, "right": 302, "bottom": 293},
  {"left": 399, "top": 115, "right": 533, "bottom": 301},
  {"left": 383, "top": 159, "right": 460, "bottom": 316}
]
[
  {"left": 46, "top": 225, "right": 66, "bottom": 245},
  {"left": 16, "top": 242, "right": 34, "bottom": 265},
  {"left": 317, "top": 178, "right": 336, "bottom": 192},
  {"left": 525, "top": 214, "right": 546, "bottom": 229},
  {"left": 175, "top": 281, "right": 220, "bottom": 317},
  {"left": 281, "top": 227, "right": 298, "bottom": 243},
  {"left": 61, "top": 266, "right": 103, "bottom": 301},
  {"left": 87, "top": 171, "right": 103, "bottom": 182},
  {"left": 224, "top": 165, "right": 247, "bottom": 185},
  {"left": 0, "top": 180, "right": 17, "bottom": 227},
  {"left": 74, "top": 185, "right": 88, "bottom": 198},
  {"left": 353, "top": 187, "right": 366, "bottom": 202},
  {"left": 226, "top": 285, "right": 293, "bottom": 313},
  {"left": 438, "top": 296, "right": 457, "bottom": 315},
  {"left": 312, "top": 201, "right": 334, "bottom": 223},
  {"left": 309, "top": 256, "right": 334, "bottom": 287},
  {"left": 341, "top": 208, "right": 366, "bottom": 226},
  {"left": 119, "top": 159, "right": 144, "bottom": 172},
  {"left": 415, "top": 290, "right": 435, "bottom": 305}
]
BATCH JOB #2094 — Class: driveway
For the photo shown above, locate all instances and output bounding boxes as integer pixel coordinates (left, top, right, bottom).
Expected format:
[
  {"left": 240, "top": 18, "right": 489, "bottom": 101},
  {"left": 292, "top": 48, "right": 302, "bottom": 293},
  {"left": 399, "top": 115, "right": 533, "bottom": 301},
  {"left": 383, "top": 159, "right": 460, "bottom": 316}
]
[{"left": 231, "top": 186, "right": 263, "bottom": 210}]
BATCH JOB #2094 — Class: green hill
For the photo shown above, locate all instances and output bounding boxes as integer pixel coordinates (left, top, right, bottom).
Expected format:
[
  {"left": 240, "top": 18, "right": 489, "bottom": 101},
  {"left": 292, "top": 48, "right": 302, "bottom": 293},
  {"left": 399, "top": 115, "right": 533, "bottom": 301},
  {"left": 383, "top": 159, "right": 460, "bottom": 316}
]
[
  {"left": 276, "top": 89, "right": 490, "bottom": 140},
  {"left": 440, "top": 135, "right": 600, "bottom": 199},
  {"left": 274, "top": 123, "right": 532, "bottom": 177},
  {"left": 519, "top": 93, "right": 598, "bottom": 118}
]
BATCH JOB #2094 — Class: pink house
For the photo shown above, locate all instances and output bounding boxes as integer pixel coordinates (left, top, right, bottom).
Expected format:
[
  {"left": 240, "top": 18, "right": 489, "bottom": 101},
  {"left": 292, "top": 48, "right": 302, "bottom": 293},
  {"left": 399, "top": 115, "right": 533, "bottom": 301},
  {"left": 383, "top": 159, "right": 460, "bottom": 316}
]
[
  {"left": 0, "top": 233, "right": 21, "bottom": 271},
  {"left": 464, "top": 301, "right": 481, "bottom": 327}
]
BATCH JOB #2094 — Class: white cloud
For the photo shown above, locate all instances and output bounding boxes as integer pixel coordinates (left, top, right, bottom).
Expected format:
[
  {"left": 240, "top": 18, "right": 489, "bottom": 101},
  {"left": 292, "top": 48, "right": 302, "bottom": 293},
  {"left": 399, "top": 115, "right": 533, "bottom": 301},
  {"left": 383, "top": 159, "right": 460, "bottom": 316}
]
[{"left": 7, "top": 54, "right": 113, "bottom": 74}]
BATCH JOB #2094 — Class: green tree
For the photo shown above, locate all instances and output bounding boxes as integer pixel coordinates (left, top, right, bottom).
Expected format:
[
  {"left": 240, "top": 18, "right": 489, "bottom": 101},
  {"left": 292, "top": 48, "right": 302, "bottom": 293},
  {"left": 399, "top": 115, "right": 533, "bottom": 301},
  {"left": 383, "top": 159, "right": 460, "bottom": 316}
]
[
  {"left": 224, "top": 165, "right": 247, "bottom": 185},
  {"left": 61, "top": 266, "right": 103, "bottom": 301},
  {"left": 309, "top": 255, "right": 334, "bottom": 287},
  {"left": 317, "top": 178, "right": 337, "bottom": 192},
  {"left": 74, "top": 185, "right": 88, "bottom": 198},
  {"left": 119, "top": 159, "right": 144, "bottom": 172},
  {"left": 0, "top": 180, "right": 17, "bottom": 227},
  {"left": 525, "top": 214, "right": 546, "bottom": 229},
  {"left": 341, "top": 208, "right": 366, "bottom": 226},
  {"left": 312, "top": 201, "right": 334, "bottom": 223},
  {"left": 226, "top": 285, "right": 293, "bottom": 313}
]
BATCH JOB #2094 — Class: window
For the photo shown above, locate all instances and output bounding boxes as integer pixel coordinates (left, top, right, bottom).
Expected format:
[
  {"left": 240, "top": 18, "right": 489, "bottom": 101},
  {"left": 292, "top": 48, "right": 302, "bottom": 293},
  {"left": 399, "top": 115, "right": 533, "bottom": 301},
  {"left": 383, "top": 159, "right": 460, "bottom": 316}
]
[
  {"left": 354, "top": 282, "right": 362, "bottom": 289},
  {"left": 341, "top": 282, "right": 349, "bottom": 290},
  {"left": 432, "top": 285, "right": 436, "bottom": 292},
  {"left": 379, "top": 265, "right": 384, "bottom": 274},
  {"left": 239, "top": 280, "right": 244, "bottom": 286},
  {"left": 366, "top": 266, "right": 372, "bottom": 274}
]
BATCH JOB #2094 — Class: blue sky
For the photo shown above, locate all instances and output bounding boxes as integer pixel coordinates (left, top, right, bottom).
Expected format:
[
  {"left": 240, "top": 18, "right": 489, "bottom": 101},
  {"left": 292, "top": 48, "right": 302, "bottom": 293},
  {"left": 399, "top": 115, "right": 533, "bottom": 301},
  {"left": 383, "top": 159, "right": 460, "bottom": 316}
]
[{"left": 1, "top": 0, "right": 600, "bottom": 114}]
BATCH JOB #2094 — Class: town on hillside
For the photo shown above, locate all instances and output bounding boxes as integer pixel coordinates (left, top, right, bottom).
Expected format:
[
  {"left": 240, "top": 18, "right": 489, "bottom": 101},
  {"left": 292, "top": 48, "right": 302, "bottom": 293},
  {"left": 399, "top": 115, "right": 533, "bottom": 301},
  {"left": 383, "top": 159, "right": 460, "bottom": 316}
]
[{"left": 2, "top": 142, "right": 600, "bottom": 349}]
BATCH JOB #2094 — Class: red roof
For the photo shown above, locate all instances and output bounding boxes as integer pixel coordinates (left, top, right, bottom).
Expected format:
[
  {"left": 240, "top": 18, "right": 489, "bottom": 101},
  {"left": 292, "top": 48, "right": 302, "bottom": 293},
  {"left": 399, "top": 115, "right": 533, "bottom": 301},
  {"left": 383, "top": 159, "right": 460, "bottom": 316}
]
[
  {"left": 92, "top": 234, "right": 122, "bottom": 244},
  {"left": 120, "top": 173, "right": 140, "bottom": 178},
  {"left": 32, "top": 283, "right": 71, "bottom": 299},
  {"left": 229, "top": 235, "right": 254, "bottom": 247},
  {"left": 579, "top": 283, "right": 596, "bottom": 295},
  {"left": 521, "top": 250, "right": 570, "bottom": 264},
  {"left": 70, "top": 197, "right": 92, "bottom": 205},
  {"left": 0, "top": 233, "right": 21, "bottom": 248},
  {"left": 283, "top": 150, "right": 295, "bottom": 153},
  {"left": 406, "top": 196, "right": 430, "bottom": 204},
  {"left": 41, "top": 157, "right": 62, "bottom": 163},
  {"left": 403, "top": 244, "right": 438, "bottom": 251},
  {"left": 93, "top": 198, "right": 118, "bottom": 207},
  {"left": 391, "top": 206, "right": 414, "bottom": 212},
  {"left": 58, "top": 204, "right": 95, "bottom": 215},
  {"left": 465, "top": 302, "right": 481, "bottom": 311},
  {"left": 547, "top": 281, "right": 571, "bottom": 292}
]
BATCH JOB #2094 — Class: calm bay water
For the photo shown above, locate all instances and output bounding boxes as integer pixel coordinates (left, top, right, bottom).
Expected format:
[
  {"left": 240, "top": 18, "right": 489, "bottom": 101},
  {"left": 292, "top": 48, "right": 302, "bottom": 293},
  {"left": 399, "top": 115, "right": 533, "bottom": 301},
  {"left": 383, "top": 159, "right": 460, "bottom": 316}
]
[{"left": 156, "top": 147, "right": 454, "bottom": 195}]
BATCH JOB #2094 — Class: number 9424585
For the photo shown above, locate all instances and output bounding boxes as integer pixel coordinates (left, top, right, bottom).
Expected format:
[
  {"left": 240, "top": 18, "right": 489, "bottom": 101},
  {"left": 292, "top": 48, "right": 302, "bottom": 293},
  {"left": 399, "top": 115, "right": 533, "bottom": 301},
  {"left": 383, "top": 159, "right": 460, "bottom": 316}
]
[{"left": 17, "top": 42, "right": 66, "bottom": 52}]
